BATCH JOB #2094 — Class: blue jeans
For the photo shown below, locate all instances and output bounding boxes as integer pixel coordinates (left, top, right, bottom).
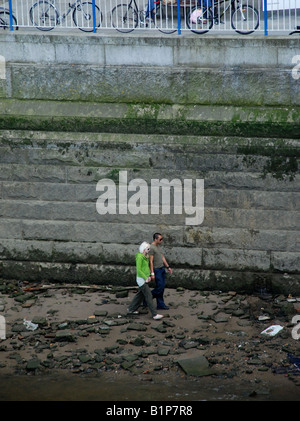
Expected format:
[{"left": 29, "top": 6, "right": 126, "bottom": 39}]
[
  {"left": 151, "top": 266, "right": 166, "bottom": 308},
  {"left": 200, "top": 0, "right": 212, "bottom": 8},
  {"left": 145, "top": 0, "right": 155, "bottom": 18},
  {"left": 198, "top": 0, "right": 212, "bottom": 18}
]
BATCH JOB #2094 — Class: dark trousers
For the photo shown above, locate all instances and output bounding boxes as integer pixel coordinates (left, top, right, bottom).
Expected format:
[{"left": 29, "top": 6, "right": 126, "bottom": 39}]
[
  {"left": 128, "top": 283, "right": 157, "bottom": 317},
  {"left": 152, "top": 266, "right": 166, "bottom": 308}
]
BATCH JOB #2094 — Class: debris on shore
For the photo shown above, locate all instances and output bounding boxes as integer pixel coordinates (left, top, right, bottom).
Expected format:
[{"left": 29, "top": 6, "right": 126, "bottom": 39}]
[{"left": 0, "top": 279, "right": 300, "bottom": 393}]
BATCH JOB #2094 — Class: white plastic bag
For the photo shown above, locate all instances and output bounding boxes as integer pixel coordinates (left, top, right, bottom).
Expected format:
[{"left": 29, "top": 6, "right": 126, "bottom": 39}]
[
  {"left": 261, "top": 325, "right": 283, "bottom": 337},
  {"left": 23, "top": 319, "right": 38, "bottom": 331}
]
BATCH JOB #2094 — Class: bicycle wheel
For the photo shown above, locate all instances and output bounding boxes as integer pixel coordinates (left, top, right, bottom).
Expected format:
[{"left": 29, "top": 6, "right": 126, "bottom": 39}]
[
  {"left": 186, "top": 6, "right": 213, "bottom": 34},
  {"left": 29, "top": 0, "right": 58, "bottom": 31},
  {"left": 73, "top": 2, "right": 102, "bottom": 32},
  {"left": 0, "top": 10, "right": 18, "bottom": 29},
  {"left": 154, "top": 4, "right": 176, "bottom": 34},
  {"left": 231, "top": 4, "right": 259, "bottom": 34},
  {"left": 111, "top": 4, "right": 138, "bottom": 33}
]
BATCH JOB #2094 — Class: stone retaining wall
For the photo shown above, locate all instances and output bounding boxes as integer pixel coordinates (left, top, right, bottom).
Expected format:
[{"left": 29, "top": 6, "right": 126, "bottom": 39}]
[
  {"left": 0, "top": 32, "right": 299, "bottom": 293},
  {"left": 0, "top": 130, "right": 299, "bottom": 294}
]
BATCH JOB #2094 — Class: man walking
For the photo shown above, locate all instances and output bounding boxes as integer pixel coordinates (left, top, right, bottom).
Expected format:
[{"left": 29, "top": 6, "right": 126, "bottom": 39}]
[{"left": 149, "top": 233, "right": 173, "bottom": 310}]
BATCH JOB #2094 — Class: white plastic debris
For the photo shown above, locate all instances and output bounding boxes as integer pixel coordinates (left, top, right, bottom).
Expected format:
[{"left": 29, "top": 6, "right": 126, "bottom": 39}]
[
  {"left": 23, "top": 319, "right": 38, "bottom": 331},
  {"left": 287, "top": 295, "right": 300, "bottom": 302},
  {"left": 258, "top": 315, "right": 270, "bottom": 321},
  {"left": 261, "top": 325, "right": 283, "bottom": 337}
]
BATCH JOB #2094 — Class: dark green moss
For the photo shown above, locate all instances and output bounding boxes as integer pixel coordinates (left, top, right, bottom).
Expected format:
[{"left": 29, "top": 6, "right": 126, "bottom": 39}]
[
  {"left": 238, "top": 142, "right": 300, "bottom": 181},
  {"left": 1, "top": 115, "right": 300, "bottom": 139}
]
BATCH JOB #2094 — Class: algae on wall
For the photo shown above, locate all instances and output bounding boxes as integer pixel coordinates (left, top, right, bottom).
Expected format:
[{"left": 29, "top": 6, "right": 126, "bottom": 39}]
[
  {"left": 0, "top": 34, "right": 300, "bottom": 293},
  {"left": 0, "top": 129, "right": 299, "bottom": 294}
]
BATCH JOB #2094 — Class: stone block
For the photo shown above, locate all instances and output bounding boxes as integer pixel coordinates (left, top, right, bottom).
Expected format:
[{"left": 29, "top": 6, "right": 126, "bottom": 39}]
[
  {"left": 271, "top": 251, "right": 300, "bottom": 273},
  {"left": 203, "top": 248, "right": 271, "bottom": 271},
  {"left": 0, "top": 219, "right": 23, "bottom": 240}
]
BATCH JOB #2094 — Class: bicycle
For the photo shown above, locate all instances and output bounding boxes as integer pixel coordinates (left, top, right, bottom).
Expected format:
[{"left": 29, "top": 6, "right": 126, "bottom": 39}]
[
  {"left": 186, "top": 0, "right": 259, "bottom": 34},
  {"left": 0, "top": 7, "right": 18, "bottom": 30},
  {"left": 290, "top": 25, "right": 300, "bottom": 35},
  {"left": 111, "top": 0, "right": 177, "bottom": 34},
  {"left": 29, "top": 0, "right": 102, "bottom": 32}
]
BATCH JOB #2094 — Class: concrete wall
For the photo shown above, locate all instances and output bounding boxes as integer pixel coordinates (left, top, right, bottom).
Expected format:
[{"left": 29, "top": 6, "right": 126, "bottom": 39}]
[
  {"left": 0, "top": 32, "right": 299, "bottom": 293},
  {"left": 0, "top": 32, "right": 299, "bottom": 137},
  {"left": 0, "top": 32, "right": 300, "bottom": 107},
  {"left": 0, "top": 130, "right": 299, "bottom": 294}
]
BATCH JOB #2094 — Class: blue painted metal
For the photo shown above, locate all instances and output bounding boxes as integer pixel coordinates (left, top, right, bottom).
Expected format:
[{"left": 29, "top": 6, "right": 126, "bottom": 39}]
[
  {"left": 92, "top": 0, "right": 97, "bottom": 32},
  {"left": 177, "top": 0, "right": 181, "bottom": 34},
  {"left": 264, "top": 0, "right": 268, "bottom": 35},
  {"left": 8, "top": 0, "right": 14, "bottom": 31}
]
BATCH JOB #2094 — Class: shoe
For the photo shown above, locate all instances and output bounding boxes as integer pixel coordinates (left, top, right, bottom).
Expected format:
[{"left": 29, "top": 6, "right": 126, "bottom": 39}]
[
  {"left": 153, "top": 314, "right": 163, "bottom": 320},
  {"left": 127, "top": 309, "right": 139, "bottom": 314},
  {"left": 140, "top": 17, "right": 154, "bottom": 24},
  {"left": 157, "top": 305, "right": 169, "bottom": 310}
]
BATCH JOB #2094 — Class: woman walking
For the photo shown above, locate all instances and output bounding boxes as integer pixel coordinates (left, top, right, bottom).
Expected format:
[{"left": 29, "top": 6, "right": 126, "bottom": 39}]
[{"left": 128, "top": 242, "right": 163, "bottom": 321}]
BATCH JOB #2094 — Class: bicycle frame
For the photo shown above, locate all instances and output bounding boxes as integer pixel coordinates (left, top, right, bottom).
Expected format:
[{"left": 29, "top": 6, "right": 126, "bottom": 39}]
[
  {"left": 209, "top": 0, "right": 238, "bottom": 22},
  {"left": 111, "top": 0, "right": 173, "bottom": 34},
  {"left": 0, "top": 6, "right": 17, "bottom": 30},
  {"left": 129, "top": 0, "right": 161, "bottom": 19},
  {"left": 30, "top": 0, "right": 102, "bottom": 31},
  {"left": 53, "top": 0, "right": 83, "bottom": 24},
  {"left": 188, "top": 0, "right": 258, "bottom": 34}
]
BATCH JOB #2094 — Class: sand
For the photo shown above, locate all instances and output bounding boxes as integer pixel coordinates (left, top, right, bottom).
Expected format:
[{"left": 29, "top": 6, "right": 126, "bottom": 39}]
[{"left": 0, "top": 281, "right": 300, "bottom": 401}]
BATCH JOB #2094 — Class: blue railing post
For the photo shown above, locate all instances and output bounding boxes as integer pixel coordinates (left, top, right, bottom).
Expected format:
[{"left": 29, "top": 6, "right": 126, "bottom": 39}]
[
  {"left": 177, "top": 0, "right": 181, "bottom": 34},
  {"left": 92, "top": 0, "right": 96, "bottom": 33},
  {"left": 264, "top": 0, "right": 268, "bottom": 35},
  {"left": 8, "top": 0, "right": 14, "bottom": 31}
]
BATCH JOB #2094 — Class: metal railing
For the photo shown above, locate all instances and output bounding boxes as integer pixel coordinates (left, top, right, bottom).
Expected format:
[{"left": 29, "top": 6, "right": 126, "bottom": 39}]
[{"left": 0, "top": 0, "right": 299, "bottom": 34}]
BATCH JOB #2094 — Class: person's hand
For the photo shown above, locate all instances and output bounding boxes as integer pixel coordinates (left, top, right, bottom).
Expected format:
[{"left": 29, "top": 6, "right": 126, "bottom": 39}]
[
  {"left": 146, "top": 276, "right": 152, "bottom": 283},
  {"left": 168, "top": 267, "right": 173, "bottom": 275}
]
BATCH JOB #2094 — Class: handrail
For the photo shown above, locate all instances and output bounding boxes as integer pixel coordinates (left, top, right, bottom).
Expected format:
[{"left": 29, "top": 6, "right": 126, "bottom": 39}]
[{"left": 4, "top": 0, "right": 300, "bottom": 35}]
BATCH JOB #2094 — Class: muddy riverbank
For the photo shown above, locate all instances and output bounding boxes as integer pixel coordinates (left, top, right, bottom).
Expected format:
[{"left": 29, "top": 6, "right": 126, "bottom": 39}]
[{"left": 0, "top": 279, "right": 300, "bottom": 401}]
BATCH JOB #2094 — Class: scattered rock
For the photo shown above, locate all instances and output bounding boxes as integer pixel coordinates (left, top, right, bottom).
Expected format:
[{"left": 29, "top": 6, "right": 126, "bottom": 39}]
[
  {"left": 177, "top": 355, "right": 215, "bottom": 377},
  {"left": 55, "top": 331, "right": 76, "bottom": 342},
  {"left": 26, "top": 358, "right": 41, "bottom": 371},
  {"left": 157, "top": 347, "right": 169, "bottom": 356},
  {"left": 115, "top": 290, "right": 128, "bottom": 298},
  {"left": 1, "top": 280, "right": 299, "bottom": 399},
  {"left": 212, "top": 313, "right": 229, "bottom": 323},
  {"left": 94, "top": 310, "right": 108, "bottom": 317},
  {"left": 78, "top": 354, "right": 92, "bottom": 363},
  {"left": 31, "top": 316, "right": 47, "bottom": 326},
  {"left": 153, "top": 324, "right": 167, "bottom": 333},
  {"left": 103, "top": 319, "right": 128, "bottom": 326},
  {"left": 127, "top": 323, "right": 147, "bottom": 331},
  {"left": 132, "top": 337, "right": 145, "bottom": 346}
]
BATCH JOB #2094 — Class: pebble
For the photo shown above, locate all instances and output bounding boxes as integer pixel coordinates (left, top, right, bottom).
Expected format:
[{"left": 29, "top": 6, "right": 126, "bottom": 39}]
[{"left": 0, "top": 280, "right": 299, "bottom": 384}]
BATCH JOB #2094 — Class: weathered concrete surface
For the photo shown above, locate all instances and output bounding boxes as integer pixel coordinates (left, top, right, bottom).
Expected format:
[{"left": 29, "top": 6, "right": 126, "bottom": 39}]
[
  {"left": 0, "top": 32, "right": 299, "bottom": 137},
  {"left": 0, "top": 99, "right": 299, "bottom": 138},
  {"left": 0, "top": 32, "right": 300, "bottom": 120},
  {"left": 0, "top": 33, "right": 299, "bottom": 293},
  {"left": 0, "top": 130, "right": 299, "bottom": 293}
]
